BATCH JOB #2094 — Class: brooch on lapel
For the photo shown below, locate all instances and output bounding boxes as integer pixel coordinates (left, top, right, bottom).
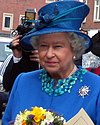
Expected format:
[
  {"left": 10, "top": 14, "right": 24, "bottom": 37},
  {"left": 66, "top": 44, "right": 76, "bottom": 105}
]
[{"left": 79, "top": 86, "right": 90, "bottom": 98}]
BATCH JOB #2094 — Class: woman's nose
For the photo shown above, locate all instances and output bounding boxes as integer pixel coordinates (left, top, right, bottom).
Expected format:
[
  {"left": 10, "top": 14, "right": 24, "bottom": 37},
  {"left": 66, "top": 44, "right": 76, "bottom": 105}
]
[{"left": 46, "top": 47, "right": 54, "bottom": 58}]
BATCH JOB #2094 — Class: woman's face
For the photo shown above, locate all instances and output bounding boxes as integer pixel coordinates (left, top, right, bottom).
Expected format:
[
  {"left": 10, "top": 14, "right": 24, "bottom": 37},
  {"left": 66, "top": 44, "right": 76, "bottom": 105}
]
[{"left": 38, "top": 32, "right": 74, "bottom": 75}]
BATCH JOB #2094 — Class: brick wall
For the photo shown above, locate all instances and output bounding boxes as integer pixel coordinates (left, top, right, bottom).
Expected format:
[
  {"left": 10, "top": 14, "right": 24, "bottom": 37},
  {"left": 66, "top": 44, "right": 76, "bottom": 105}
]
[
  {"left": 0, "top": 0, "right": 46, "bottom": 34},
  {"left": 82, "top": 0, "right": 100, "bottom": 30},
  {"left": 0, "top": 0, "right": 100, "bottom": 36}
]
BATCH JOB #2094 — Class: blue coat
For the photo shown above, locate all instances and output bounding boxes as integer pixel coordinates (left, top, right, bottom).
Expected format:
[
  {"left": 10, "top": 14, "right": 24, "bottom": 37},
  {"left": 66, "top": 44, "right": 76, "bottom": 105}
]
[{"left": 2, "top": 68, "right": 100, "bottom": 125}]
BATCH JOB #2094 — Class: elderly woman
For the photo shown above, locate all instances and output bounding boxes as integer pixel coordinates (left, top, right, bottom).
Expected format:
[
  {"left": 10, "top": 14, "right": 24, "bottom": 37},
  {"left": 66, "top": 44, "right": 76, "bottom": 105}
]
[{"left": 2, "top": 0, "right": 100, "bottom": 125}]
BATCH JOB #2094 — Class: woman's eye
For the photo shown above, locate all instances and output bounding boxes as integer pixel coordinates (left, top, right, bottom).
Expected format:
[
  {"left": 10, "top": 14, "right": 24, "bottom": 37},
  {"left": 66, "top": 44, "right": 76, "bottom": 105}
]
[
  {"left": 40, "top": 45, "right": 48, "bottom": 48},
  {"left": 54, "top": 45, "right": 63, "bottom": 48}
]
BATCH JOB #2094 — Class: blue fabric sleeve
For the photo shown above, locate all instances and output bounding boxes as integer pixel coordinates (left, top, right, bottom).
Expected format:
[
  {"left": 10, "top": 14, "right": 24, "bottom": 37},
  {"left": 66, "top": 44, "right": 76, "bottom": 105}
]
[
  {"left": 2, "top": 73, "right": 23, "bottom": 125},
  {"left": 96, "top": 91, "right": 100, "bottom": 125}
]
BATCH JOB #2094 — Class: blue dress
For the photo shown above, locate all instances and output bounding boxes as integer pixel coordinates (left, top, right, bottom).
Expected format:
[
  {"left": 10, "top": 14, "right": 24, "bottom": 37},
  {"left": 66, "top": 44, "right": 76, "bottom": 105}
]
[{"left": 2, "top": 67, "right": 100, "bottom": 125}]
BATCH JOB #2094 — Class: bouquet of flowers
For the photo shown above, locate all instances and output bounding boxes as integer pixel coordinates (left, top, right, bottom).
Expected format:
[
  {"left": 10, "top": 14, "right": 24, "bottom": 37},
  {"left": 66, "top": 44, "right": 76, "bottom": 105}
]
[{"left": 9, "top": 106, "right": 66, "bottom": 125}]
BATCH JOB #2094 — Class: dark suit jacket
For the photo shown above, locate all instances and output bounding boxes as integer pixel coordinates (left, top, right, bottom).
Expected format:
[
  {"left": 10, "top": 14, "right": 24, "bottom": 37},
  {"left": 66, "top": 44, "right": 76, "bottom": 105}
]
[{"left": 3, "top": 51, "right": 39, "bottom": 92}]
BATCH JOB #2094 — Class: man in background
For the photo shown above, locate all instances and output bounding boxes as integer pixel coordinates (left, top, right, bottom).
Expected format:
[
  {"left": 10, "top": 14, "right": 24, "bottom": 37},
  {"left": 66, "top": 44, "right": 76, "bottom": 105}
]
[{"left": 0, "top": 35, "right": 40, "bottom": 118}]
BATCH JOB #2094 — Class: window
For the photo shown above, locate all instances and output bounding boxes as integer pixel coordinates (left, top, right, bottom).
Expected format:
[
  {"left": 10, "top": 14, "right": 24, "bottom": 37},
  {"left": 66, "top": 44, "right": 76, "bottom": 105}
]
[
  {"left": 94, "top": 0, "right": 100, "bottom": 21},
  {"left": 79, "top": 0, "right": 86, "bottom": 3},
  {"left": 46, "top": 0, "right": 56, "bottom": 3},
  {"left": 2, "top": 13, "right": 13, "bottom": 31}
]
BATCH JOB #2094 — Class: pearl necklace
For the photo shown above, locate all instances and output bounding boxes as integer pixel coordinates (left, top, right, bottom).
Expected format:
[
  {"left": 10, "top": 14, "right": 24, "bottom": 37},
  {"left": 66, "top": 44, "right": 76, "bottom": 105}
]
[{"left": 40, "top": 67, "right": 87, "bottom": 96}]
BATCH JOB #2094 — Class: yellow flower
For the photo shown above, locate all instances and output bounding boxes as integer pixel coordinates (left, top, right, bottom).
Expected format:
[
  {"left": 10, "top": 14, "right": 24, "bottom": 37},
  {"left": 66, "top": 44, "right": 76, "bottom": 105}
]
[
  {"left": 31, "top": 106, "right": 46, "bottom": 122},
  {"left": 13, "top": 106, "right": 66, "bottom": 125},
  {"left": 34, "top": 116, "right": 41, "bottom": 123},
  {"left": 20, "top": 110, "right": 31, "bottom": 121},
  {"left": 22, "top": 120, "right": 26, "bottom": 125}
]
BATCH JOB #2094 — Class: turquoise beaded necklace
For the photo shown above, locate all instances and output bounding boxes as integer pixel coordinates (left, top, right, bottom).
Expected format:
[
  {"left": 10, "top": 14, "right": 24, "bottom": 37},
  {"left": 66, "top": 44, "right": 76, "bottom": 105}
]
[{"left": 39, "top": 67, "right": 87, "bottom": 96}]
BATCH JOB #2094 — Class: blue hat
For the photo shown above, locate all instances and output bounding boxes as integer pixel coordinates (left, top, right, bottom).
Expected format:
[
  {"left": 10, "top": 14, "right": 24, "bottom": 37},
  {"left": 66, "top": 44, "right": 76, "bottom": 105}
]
[{"left": 21, "top": 0, "right": 92, "bottom": 51}]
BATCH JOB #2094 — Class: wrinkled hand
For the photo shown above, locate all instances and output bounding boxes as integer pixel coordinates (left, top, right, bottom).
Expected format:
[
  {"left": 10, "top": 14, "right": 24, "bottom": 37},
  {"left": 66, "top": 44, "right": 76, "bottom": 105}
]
[{"left": 29, "top": 50, "right": 40, "bottom": 62}]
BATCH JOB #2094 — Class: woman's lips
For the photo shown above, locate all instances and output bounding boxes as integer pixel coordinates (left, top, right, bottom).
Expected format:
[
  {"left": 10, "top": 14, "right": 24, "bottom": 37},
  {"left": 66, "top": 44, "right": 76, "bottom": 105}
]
[{"left": 45, "top": 61, "right": 58, "bottom": 66}]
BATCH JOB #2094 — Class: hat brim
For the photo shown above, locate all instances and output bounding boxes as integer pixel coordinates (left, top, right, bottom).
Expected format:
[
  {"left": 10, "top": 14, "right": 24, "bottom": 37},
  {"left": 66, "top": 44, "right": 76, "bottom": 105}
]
[{"left": 21, "top": 27, "right": 92, "bottom": 51}]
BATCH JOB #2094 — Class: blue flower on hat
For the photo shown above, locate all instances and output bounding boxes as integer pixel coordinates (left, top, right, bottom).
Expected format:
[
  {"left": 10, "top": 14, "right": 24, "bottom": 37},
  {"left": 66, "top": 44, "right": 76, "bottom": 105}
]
[{"left": 34, "top": 5, "right": 59, "bottom": 30}]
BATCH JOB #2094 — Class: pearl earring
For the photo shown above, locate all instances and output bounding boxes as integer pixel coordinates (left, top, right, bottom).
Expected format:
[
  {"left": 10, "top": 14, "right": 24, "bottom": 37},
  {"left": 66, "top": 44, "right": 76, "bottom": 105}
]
[{"left": 73, "top": 56, "right": 76, "bottom": 59}]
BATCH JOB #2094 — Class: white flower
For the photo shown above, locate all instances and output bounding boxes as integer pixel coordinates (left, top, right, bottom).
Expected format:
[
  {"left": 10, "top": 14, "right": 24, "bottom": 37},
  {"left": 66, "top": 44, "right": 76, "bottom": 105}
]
[
  {"left": 44, "top": 111, "right": 54, "bottom": 124},
  {"left": 41, "top": 121, "right": 47, "bottom": 125},
  {"left": 14, "top": 114, "right": 23, "bottom": 125}
]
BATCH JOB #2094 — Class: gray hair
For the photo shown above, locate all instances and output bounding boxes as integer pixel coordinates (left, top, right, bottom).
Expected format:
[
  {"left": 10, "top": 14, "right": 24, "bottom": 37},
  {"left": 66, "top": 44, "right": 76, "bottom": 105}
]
[
  {"left": 31, "top": 32, "right": 87, "bottom": 59},
  {"left": 67, "top": 32, "right": 87, "bottom": 60},
  {"left": 30, "top": 36, "right": 39, "bottom": 50}
]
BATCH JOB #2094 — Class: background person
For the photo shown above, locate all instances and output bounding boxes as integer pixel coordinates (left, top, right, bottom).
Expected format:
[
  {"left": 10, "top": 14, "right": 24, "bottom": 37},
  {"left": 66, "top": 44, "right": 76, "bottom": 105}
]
[
  {"left": 82, "top": 32, "right": 100, "bottom": 75},
  {"left": 2, "top": 35, "right": 39, "bottom": 92},
  {"left": 0, "top": 54, "right": 13, "bottom": 119},
  {"left": 0, "top": 35, "right": 39, "bottom": 119},
  {"left": 2, "top": 1, "right": 100, "bottom": 125}
]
